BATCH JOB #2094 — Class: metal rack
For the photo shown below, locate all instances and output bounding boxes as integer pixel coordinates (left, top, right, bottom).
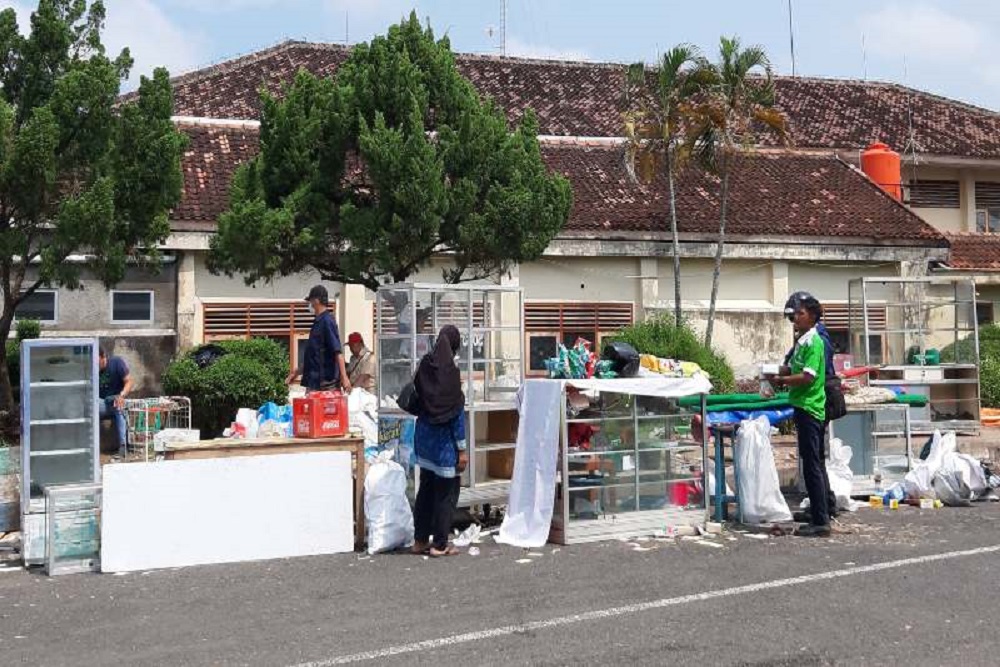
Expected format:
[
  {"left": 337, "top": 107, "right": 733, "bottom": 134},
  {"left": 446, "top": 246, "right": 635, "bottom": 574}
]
[
  {"left": 124, "top": 396, "right": 193, "bottom": 462},
  {"left": 848, "top": 277, "right": 981, "bottom": 434},
  {"left": 375, "top": 283, "right": 525, "bottom": 505},
  {"left": 829, "top": 403, "right": 913, "bottom": 493},
  {"left": 553, "top": 388, "right": 709, "bottom": 544}
]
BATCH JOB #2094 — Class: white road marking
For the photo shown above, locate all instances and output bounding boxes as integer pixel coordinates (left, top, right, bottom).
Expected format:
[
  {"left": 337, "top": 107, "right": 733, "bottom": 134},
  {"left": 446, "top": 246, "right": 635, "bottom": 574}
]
[{"left": 289, "top": 543, "right": 1000, "bottom": 666}]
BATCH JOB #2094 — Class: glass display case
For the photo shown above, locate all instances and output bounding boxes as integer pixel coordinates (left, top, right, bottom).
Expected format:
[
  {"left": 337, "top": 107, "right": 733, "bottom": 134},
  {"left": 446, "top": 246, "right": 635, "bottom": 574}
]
[
  {"left": 552, "top": 389, "right": 709, "bottom": 545},
  {"left": 848, "top": 277, "right": 981, "bottom": 434},
  {"left": 20, "top": 338, "right": 100, "bottom": 565},
  {"left": 377, "top": 284, "right": 525, "bottom": 504},
  {"left": 376, "top": 283, "right": 524, "bottom": 409}
]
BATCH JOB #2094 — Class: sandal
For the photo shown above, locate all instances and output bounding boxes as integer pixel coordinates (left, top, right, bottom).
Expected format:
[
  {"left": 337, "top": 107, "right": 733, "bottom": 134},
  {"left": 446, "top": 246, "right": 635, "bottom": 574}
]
[
  {"left": 429, "top": 545, "right": 459, "bottom": 557},
  {"left": 411, "top": 540, "right": 430, "bottom": 555}
]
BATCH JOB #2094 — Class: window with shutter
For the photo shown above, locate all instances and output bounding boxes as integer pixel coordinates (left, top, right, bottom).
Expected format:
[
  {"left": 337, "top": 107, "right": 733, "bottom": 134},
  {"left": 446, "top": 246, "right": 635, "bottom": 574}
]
[
  {"left": 524, "top": 302, "right": 634, "bottom": 374},
  {"left": 821, "top": 303, "right": 885, "bottom": 361},
  {"left": 975, "top": 183, "right": 1000, "bottom": 233},
  {"left": 906, "top": 180, "right": 960, "bottom": 208},
  {"left": 202, "top": 301, "right": 321, "bottom": 368}
]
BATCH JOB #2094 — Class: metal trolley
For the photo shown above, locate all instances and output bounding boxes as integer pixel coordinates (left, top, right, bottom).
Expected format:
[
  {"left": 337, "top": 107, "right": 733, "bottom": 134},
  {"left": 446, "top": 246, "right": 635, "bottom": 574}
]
[{"left": 123, "top": 397, "right": 193, "bottom": 462}]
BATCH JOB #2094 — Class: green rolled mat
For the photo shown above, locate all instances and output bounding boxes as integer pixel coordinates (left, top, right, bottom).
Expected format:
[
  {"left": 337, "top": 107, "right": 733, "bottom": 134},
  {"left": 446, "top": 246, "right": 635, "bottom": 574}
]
[
  {"left": 701, "top": 397, "right": 793, "bottom": 413},
  {"left": 894, "top": 393, "right": 928, "bottom": 407},
  {"left": 678, "top": 392, "right": 790, "bottom": 407}
]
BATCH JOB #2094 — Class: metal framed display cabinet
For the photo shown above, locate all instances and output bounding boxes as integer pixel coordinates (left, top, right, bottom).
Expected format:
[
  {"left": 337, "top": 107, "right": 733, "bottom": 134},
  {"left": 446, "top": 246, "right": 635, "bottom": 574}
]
[
  {"left": 376, "top": 283, "right": 524, "bottom": 505},
  {"left": 552, "top": 388, "right": 710, "bottom": 545},
  {"left": 20, "top": 338, "right": 101, "bottom": 565},
  {"left": 848, "top": 277, "right": 981, "bottom": 434}
]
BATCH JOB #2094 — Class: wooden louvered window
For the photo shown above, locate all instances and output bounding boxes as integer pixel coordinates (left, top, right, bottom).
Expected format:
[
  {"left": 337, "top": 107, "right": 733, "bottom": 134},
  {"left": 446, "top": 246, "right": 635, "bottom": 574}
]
[
  {"left": 524, "top": 302, "right": 634, "bottom": 374},
  {"left": 821, "top": 303, "right": 885, "bottom": 362},
  {"left": 975, "top": 182, "right": 1000, "bottom": 233},
  {"left": 906, "top": 180, "right": 959, "bottom": 208},
  {"left": 203, "top": 301, "right": 323, "bottom": 369}
]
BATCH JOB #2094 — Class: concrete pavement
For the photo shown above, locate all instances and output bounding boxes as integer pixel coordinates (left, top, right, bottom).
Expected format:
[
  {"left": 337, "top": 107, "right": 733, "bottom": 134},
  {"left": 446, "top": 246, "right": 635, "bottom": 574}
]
[{"left": 1, "top": 503, "right": 999, "bottom": 666}]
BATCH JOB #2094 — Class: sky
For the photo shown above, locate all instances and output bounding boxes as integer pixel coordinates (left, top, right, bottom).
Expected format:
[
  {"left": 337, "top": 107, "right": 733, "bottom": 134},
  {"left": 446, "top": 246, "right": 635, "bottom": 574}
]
[{"left": 8, "top": 0, "right": 1000, "bottom": 110}]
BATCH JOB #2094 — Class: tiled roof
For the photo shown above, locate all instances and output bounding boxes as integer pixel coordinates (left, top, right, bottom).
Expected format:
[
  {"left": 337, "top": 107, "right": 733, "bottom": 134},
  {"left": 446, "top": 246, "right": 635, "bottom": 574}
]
[
  {"left": 545, "top": 144, "right": 944, "bottom": 245},
  {"left": 171, "top": 121, "right": 260, "bottom": 228},
  {"left": 170, "top": 123, "right": 946, "bottom": 247},
  {"left": 945, "top": 233, "right": 1000, "bottom": 271},
  {"left": 148, "top": 41, "right": 1000, "bottom": 158}
]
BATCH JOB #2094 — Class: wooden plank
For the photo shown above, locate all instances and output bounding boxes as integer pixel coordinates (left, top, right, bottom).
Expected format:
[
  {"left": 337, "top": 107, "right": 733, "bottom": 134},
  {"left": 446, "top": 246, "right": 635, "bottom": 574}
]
[{"left": 163, "top": 436, "right": 367, "bottom": 549}]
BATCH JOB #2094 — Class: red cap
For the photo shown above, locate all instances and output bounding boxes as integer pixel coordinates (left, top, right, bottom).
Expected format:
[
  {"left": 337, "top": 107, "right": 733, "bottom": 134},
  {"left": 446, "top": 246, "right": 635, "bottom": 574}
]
[{"left": 347, "top": 332, "right": 363, "bottom": 345}]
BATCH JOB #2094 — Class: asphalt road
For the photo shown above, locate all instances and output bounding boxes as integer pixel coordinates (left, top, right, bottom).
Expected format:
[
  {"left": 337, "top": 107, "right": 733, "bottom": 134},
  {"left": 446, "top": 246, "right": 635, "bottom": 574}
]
[{"left": 1, "top": 503, "right": 999, "bottom": 667}]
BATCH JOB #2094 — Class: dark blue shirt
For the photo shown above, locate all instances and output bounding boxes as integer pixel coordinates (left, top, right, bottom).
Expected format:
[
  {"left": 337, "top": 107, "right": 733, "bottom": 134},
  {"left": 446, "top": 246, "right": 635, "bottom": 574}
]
[
  {"left": 99, "top": 357, "right": 129, "bottom": 399},
  {"left": 301, "top": 310, "right": 342, "bottom": 390}
]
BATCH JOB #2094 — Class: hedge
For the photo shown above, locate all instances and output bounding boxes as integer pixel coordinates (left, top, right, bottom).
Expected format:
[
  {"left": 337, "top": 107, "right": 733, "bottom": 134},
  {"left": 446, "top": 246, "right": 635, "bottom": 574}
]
[
  {"left": 607, "top": 315, "right": 736, "bottom": 393},
  {"left": 162, "top": 338, "right": 289, "bottom": 438}
]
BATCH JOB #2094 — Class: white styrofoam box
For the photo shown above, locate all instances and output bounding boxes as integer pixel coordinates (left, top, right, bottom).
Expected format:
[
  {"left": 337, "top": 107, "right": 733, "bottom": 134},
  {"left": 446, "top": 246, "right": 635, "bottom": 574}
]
[
  {"left": 100, "top": 452, "right": 353, "bottom": 573},
  {"left": 902, "top": 367, "right": 944, "bottom": 382}
]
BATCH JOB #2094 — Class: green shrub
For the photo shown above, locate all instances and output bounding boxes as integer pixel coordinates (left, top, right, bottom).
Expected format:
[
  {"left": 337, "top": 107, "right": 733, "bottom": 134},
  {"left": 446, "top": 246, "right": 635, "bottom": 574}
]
[
  {"left": 216, "top": 338, "right": 289, "bottom": 380},
  {"left": 162, "top": 338, "right": 289, "bottom": 438},
  {"left": 15, "top": 319, "right": 41, "bottom": 342},
  {"left": 941, "top": 324, "right": 1000, "bottom": 363},
  {"left": 5, "top": 318, "right": 42, "bottom": 397},
  {"left": 980, "top": 356, "right": 1000, "bottom": 408},
  {"left": 607, "top": 315, "right": 736, "bottom": 393}
]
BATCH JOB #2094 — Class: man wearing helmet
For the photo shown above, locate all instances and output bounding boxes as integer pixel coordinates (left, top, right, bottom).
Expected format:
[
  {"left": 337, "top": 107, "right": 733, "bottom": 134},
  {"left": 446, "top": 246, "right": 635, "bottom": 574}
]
[
  {"left": 783, "top": 291, "right": 841, "bottom": 520},
  {"left": 768, "top": 294, "right": 831, "bottom": 537}
]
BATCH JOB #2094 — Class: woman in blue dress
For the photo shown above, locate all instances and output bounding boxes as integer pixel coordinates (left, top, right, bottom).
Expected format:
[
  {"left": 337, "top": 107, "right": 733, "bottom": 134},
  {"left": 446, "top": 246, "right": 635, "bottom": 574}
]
[{"left": 411, "top": 325, "right": 468, "bottom": 557}]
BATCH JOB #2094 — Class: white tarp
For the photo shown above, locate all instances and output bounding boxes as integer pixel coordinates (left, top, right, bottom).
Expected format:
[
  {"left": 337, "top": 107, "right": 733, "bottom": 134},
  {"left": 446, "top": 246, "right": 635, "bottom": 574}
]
[{"left": 497, "top": 376, "right": 711, "bottom": 548}]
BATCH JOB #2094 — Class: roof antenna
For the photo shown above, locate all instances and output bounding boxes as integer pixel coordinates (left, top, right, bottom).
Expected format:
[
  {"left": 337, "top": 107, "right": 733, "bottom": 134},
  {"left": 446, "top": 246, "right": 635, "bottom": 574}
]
[
  {"left": 500, "top": 0, "right": 507, "bottom": 56},
  {"left": 787, "top": 0, "right": 797, "bottom": 76},
  {"left": 861, "top": 32, "right": 868, "bottom": 81},
  {"left": 345, "top": 11, "right": 349, "bottom": 45}
]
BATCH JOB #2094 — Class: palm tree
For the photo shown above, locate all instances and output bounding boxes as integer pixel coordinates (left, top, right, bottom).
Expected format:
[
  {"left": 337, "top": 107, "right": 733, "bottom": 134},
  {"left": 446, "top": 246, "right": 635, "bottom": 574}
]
[
  {"left": 623, "top": 45, "right": 711, "bottom": 326},
  {"left": 688, "top": 36, "right": 789, "bottom": 349}
]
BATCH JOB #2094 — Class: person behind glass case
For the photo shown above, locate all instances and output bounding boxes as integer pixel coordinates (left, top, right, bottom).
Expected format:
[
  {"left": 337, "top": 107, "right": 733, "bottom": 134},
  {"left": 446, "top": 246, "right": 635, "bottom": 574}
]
[{"left": 98, "top": 347, "right": 132, "bottom": 456}]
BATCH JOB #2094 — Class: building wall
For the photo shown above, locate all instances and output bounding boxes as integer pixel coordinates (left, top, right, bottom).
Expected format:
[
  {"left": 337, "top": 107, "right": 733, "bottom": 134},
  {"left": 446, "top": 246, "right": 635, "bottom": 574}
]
[
  {"left": 193, "top": 254, "right": 329, "bottom": 300},
  {"left": 786, "top": 262, "right": 898, "bottom": 303},
  {"left": 18, "top": 263, "right": 178, "bottom": 396}
]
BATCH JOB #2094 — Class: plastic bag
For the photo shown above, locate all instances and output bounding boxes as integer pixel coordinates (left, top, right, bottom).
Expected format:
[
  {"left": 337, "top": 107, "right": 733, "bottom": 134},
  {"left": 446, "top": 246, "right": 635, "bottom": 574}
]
[
  {"left": 734, "top": 416, "right": 792, "bottom": 523},
  {"left": 192, "top": 343, "right": 227, "bottom": 369},
  {"left": 903, "top": 430, "right": 956, "bottom": 499},
  {"left": 602, "top": 341, "right": 640, "bottom": 378},
  {"left": 234, "top": 408, "right": 259, "bottom": 439},
  {"left": 801, "top": 438, "right": 862, "bottom": 512},
  {"left": 933, "top": 451, "right": 988, "bottom": 506},
  {"left": 365, "top": 452, "right": 414, "bottom": 555}
]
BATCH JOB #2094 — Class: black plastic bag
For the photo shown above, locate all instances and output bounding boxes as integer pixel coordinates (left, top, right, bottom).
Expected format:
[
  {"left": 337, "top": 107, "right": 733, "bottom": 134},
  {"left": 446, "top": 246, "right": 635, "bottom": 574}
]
[
  {"left": 192, "top": 343, "right": 227, "bottom": 369},
  {"left": 397, "top": 381, "right": 421, "bottom": 417},
  {"left": 602, "top": 341, "right": 640, "bottom": 378}
]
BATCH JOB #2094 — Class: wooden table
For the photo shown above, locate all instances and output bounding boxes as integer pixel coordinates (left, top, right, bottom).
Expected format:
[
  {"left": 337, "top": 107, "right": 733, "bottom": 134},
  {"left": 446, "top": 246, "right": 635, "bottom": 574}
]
[{"left": 164, "top": 435, "right": 367, "bottom": 549}]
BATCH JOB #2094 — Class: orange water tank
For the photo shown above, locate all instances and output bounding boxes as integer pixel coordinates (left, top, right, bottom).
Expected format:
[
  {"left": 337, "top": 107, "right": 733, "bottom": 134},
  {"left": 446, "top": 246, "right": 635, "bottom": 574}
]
[{"left": 860, "top": 142, "right": 902, "bottom": 201}]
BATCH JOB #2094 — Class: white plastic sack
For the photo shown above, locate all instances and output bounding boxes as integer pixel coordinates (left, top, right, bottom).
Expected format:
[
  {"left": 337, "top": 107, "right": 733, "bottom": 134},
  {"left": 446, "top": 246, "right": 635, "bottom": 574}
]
[
  {"left": 349, "top": 389, "right": 380, "bottom": 453},
  {"left": 800, "top": 438, "right": 862, "bottom": 513},
  {"left": 234, "top": 408, "right": 259, "bottom": 439},
  {"left": 933, "top": 451, "right": 988, "bottom": 506},
  {"left": 735, "top": 416, "right": 792, "bottom": 524},
  {"left": 364, "top": 453, "right": 414, "bottom": 555},
  {"left": 904, "top": 431, "right": 956, "bottom": 500}
]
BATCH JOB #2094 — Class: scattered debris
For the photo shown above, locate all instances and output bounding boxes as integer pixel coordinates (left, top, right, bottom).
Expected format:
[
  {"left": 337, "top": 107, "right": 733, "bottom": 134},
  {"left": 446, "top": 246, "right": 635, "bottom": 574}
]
[
  {"left": 468, "top": 546, "right": 480, "bottom": 557},
  {"left": 515, "top": 558, "right": 532, "bottom": 564}
]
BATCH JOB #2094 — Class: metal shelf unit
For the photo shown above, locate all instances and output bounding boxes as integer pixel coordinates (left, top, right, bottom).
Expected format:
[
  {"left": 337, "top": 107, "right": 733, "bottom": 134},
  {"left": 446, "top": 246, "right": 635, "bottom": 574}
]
[
  {"left": 848, "top": 277, "right": 981, "bottom": 434},
  {"left": 552, "top": 389, "right": 709, "bottom": 545},
  {"left": 376, "top": 283, "right": 525, "bottom": 505}
]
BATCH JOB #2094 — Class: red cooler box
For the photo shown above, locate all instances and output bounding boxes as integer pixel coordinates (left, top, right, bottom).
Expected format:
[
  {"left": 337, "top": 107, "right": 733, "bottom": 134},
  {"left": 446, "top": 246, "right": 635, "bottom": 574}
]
[{"left": 293, "top": 391, "right": 348, "bottom": 438}]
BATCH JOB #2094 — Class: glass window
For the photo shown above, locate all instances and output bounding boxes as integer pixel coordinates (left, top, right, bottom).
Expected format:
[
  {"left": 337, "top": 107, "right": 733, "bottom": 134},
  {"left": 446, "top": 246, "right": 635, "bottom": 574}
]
[
  {"left": 977, "top": 302, "right": 995, "bottom": 326},
  {"left": 111, "top": 291, "right": 153, "bottom": 322},
  {"left": 16, "top": 290, "right": 57, "bottom": 323}
]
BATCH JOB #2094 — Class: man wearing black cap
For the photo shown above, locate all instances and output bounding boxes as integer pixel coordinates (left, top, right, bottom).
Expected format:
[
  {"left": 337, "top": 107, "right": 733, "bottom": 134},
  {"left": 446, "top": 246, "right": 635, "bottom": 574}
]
[{"left": 287, "top": 285, "right": 351, "bottom": 393}]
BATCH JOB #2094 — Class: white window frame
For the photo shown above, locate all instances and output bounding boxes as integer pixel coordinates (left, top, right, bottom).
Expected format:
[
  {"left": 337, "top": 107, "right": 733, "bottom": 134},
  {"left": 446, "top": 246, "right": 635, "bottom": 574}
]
[
  {"left": 110, "top": 290, "right": 155, "bottom": 324},
  {"left": 15, "top": 289, "right": 58, "bottom": 324}
]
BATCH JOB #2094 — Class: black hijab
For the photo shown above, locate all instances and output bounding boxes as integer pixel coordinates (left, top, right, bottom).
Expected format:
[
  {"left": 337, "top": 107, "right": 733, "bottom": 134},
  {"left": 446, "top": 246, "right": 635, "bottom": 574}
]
[{"left": 416, "top": 325, "right": 465, "bottom": 424}]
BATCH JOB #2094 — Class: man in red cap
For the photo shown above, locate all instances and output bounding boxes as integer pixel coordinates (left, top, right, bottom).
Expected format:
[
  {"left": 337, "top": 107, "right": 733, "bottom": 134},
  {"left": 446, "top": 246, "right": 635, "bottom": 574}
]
[{"left": 346, "top": 331, "right": 377, "bottom": 394}]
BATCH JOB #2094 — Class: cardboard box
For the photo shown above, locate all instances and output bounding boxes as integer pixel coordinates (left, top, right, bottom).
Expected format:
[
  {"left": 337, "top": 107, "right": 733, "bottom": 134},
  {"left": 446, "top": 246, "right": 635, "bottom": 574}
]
[{"left": 487, "top": 449, "right": 515, "bottom": 480}]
